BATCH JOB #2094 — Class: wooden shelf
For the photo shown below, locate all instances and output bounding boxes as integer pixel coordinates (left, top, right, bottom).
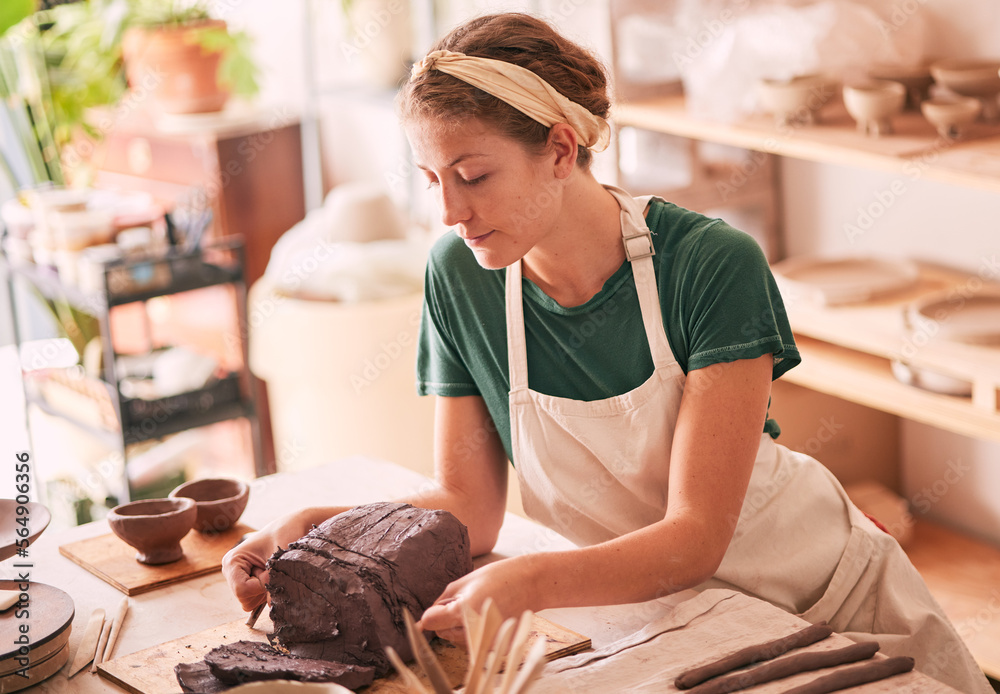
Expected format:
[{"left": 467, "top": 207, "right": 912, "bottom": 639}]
[
  {"left": 786, "top": 337, "right": 1000, "bottom": 443},
  {"left": 906, "top": 519, "right": 1000, "bottom": 680},
  {"left": 615, "top": 94, "right": 1000, "bottom": 194}
]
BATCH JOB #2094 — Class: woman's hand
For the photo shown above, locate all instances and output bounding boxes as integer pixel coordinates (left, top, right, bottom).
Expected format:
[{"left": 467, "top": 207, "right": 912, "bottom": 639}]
[
  {"left": 222, "top": 530, "right": 278, "bottom": 612},
  {"left": 416, "top": 555, "right": 539, "bottom": 643}
]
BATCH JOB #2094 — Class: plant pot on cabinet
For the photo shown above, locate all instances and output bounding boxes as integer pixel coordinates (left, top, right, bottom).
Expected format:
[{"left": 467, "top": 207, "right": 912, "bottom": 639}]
[{"left": 121, "top": 19, "right": 229, "bottom": 115}]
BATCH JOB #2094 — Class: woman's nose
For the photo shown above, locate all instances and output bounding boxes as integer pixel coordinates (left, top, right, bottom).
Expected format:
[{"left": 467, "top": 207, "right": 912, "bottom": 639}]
[{"left": 439, "top": 184, "right": 471, "bottom": 227}]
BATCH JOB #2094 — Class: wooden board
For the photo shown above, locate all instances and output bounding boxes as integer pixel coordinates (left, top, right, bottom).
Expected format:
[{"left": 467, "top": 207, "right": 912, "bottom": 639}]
[
  {"left": 58, "top": 524, "right": 252, "bottom": 596},
  {"left": 99, "top": 609, "right": 590, "bottom": 694}
]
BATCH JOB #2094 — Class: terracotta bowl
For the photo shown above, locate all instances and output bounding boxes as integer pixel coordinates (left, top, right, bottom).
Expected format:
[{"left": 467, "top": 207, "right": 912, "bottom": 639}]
[
  {"left": 843, "top": 80, "right": 906, "bottom": 136},
  {"left": 169, "top": 478, "right": 249, "bottom": 533},
  {"left": 930, "top": 59, "right": 1000, "bottom": 120},
  {"left": 868, "top": 63, "right": 933, "bottom": 110},
  {"left": 107, "top": 498, "right": 196, "bottom": 565},
  {"left": 758, "top": 74, "right": 836, "bottom": 127},
  {"left": 921, "top": 96, "right": 982, "bottom": 139}
]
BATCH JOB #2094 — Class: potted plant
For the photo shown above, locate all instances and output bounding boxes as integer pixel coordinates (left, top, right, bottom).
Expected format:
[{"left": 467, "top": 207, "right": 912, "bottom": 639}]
[{"left": 120, "top": 0, "right": 259, "bottom": 115}]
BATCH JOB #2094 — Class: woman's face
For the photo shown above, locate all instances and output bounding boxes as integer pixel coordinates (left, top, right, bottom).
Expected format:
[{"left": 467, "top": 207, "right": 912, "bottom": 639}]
[{"left": 406, "top": 116, "right": 564, "bottom": 270}]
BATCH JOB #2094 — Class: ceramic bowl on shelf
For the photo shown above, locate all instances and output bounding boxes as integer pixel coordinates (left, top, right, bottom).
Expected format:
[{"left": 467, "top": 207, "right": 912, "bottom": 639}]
[
  {"left": 107, "top": 497, "right": 196, "bottom": 564},
  {"left": 757, "top": 74, "right": 836, "bottom": 127},
  {"left": 843, "top": 80, "right": 906, "bottom": 137},
  {"left": 868, "top": 63, "right": 933, "bottom": 110},
  {"left": 890, "top": 360, "right": 973, "bottom": 397},
  {"left": 920, "top": 96, "right": 982, "bottom": 139},
  {"left": 929, "top": 59, "right": 1000, "bottom": 121},
  {"left": 169, "top": 477, "right": 249, "bottom": 533},
  {"left": 905, "top": 290, "right": 1000, "bottom": 345}
]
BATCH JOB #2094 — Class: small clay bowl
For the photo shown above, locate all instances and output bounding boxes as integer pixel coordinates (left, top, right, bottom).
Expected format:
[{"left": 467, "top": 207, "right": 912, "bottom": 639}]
[
  {"left": 868, "top": 63, "right": 933, "bottom": 110},
  {"left": 930, "top": 59, "right": 1000, "bottom": 121},
  {"left": 758, "top": 74, "right": 836, "bottom": 127},
  {"left": 843, "top": 80, "right": 906, "bottom": 137},
  {"left": 169, "top": 478, "right": 249, "bottom": 534},
  {"left": 921, "top": 96, "right": 982, "bottom": 139},
  {"left": 107, "top": 497, "right": 196, "bottom": 565}
]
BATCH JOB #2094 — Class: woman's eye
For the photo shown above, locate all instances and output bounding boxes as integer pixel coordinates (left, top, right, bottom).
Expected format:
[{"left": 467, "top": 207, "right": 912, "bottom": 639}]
[
  {"left": 462, "top": 174, "right": 488, "bottom": 186},
  {"left": 425, "top": 177, "right": 440, "bottom": 189}
]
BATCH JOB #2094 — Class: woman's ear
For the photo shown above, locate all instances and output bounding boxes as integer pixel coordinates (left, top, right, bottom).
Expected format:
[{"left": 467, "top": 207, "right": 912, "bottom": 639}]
[{"left": 548, "top": 123, "right": 579, "bottom": 178}]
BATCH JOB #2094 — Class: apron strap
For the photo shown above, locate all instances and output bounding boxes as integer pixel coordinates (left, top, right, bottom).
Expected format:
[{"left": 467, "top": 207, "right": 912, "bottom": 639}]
[
  {"left": 605, "top": 187, "right": 675, "bottom": 370},
  {"left": 506, "top": 259, "right": 530, "bottom": 393}
]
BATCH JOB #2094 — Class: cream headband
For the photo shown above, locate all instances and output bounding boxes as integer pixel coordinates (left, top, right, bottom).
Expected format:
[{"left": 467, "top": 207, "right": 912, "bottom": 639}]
[{"left": 410, "top": 49, "right": 611, "bottom": 152}]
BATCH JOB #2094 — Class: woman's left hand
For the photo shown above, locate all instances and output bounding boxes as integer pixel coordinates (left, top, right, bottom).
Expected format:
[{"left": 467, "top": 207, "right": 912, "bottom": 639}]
[{"left": 417, "top": 555, "right": 540, "bottom": 643}]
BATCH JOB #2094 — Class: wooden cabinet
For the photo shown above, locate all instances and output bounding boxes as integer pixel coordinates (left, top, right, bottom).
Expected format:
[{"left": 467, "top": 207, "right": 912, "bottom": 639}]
[
  {"left": 613, "top": 93, "right": 1000, "bottom": 679},
  {"left": 90, "top": 110, "right": 307, "bottom": 472}
]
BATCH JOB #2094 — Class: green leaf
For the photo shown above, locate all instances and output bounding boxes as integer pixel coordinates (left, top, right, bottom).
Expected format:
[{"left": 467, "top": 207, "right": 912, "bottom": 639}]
[{"left": 0, "top": 0, "right": 34, "bottom": 38}]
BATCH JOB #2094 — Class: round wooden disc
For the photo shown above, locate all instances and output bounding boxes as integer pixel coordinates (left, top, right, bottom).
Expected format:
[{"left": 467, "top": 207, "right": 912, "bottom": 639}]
[
  {"left": 0, "top": 581, "right": 74, "bottom": 662},
  {"left": 0, "top": 643, "right": 69, "bottom": 693},
  {"left": 0, "top": 501, "right": 52, "bottom": 563}
]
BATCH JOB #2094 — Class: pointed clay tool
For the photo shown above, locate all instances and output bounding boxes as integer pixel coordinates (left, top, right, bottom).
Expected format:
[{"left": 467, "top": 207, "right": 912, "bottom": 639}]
[
  {"left": 67, "top": 608, "right": 105, "bottom": 677},
  {"left": 102, "top": 597, "right": 130, "bottom": 663},
  {"left": 90, "top": 613, "right": 113, "bottom": 673}
]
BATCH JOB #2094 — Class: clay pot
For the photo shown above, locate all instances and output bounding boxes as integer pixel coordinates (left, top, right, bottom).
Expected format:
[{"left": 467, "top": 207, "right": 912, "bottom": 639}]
[
  {"left": 121, "top": 19, "right": 230, "bottom": 114},
  {"left": 843, "top": 80, "right": 906, "bottom": 137},
  {"left": 868, "top": 64, "right": 933, "bottom": 110},
  {"left": 107, "top": 498, "right": 196, "bottom": 565},
  {"left": 930, "top": 59, "right": 1000, "bottom": 121},
  {"left": 921, "top": 96, "right": 982, "bottom": 139},
  {"left": 169, "top": 478, "right": 249, "bottom": 533},
  {"left": 757, "top": 74, "right": 836, "bottom": 127}
]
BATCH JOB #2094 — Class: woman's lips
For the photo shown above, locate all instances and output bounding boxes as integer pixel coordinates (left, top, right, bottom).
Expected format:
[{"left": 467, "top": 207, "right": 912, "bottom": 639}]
[{"left": 463, "top": 230, "right": 494, "bottom": 247}]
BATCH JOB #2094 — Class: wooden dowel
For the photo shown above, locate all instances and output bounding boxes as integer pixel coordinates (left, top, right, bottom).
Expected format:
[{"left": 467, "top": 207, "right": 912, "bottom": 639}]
[
  {"left": 685, "top": 642, "right": 879, "bottom": 694},
  {"left": 675, "top": 622, "right": 833, "bottom": 689},
  {"left": 101, "top": 597, "right": 130, "bottom": 664}
]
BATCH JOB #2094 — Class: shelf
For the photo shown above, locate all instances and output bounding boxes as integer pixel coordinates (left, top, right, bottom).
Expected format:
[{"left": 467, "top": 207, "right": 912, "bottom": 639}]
[
  {"left": 906, "top": 518, "right": 1000, "bottom": 679},
  {"left": 615, "top": 94, "right": 1000, "bottom": 194},
  {"left": 0, "top": 241, "right": 244, "bottom": 313},
  {"left": 785, "top": 338, "right": 1000, "bottom": 444}
]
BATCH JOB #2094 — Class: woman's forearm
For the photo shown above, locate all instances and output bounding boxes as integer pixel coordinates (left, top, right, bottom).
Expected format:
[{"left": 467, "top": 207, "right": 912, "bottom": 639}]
[{"left": 529, "top": 514, "right": 724, "bottom": 610}]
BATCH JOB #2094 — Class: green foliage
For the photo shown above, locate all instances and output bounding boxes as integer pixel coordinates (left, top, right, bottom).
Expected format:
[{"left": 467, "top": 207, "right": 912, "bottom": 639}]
[
  {"left": 126, "top": 0, "right": 210, "bottom": 27},
  {"left": 187, "top": 25, "right": 259, "bottom": 98},
  {"left": 0, "top": 0, "right": 35, "bottom": 37}
]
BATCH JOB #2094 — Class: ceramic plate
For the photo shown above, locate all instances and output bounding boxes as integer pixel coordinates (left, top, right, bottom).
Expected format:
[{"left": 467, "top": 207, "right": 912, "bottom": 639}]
[
  {"left": 907, "top": 291, "right": 1000, "bottom": 344},
  {"left": 0, "top": 501, "right": 51, "bottom": 563},
  {"left": 772, "top": 256, "right": 919, "bottom": 305}
]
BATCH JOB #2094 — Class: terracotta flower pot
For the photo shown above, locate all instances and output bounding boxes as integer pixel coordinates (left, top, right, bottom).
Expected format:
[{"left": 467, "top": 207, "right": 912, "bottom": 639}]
[{"left": 122, "top": 19, "right": 230, "bottom": 115}]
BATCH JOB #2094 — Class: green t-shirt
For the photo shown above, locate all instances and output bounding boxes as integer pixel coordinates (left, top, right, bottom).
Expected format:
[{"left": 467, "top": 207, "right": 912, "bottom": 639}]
[{"left": 416, "top": 198, "right": 801, "bottom": 463}]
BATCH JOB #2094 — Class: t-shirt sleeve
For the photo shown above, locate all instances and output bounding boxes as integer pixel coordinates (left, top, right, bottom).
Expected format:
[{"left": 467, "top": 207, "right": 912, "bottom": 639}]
[
  {"left": 677, "top": 221, "right": 800, "bottom": 380},
  {"left": 416, "top": 248, "right": 481, "bottom": 397}
]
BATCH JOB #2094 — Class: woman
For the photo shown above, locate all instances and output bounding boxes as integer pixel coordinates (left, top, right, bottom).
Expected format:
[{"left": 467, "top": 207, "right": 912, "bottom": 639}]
[{"left": 224, "top": 13, "right": 989, "bottom": 692}]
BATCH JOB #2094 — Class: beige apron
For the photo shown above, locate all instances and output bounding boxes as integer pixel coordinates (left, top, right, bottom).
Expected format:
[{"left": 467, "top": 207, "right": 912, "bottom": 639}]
[{"left": 505, "top": 186, "right": 991, "bottom": 694}]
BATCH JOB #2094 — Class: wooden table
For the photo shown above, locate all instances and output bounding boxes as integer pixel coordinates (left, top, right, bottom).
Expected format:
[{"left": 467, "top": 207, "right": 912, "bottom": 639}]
[{"left": 1, "top": 456, "right": 960, "bottom": 693}]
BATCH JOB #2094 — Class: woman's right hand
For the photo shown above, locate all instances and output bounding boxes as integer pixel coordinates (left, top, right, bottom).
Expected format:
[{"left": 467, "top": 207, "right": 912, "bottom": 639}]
[{"left": 222, "top": 529, "right": 279, "bottom": 612}]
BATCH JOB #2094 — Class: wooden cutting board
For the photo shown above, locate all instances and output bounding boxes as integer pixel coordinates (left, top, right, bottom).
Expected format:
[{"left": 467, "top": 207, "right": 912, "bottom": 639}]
[
  {"left": 99, "top": 608, "right": 590, "bottom": 694},
  {"left": 59, "top": 523, "right": 253, "bottom": 596}
]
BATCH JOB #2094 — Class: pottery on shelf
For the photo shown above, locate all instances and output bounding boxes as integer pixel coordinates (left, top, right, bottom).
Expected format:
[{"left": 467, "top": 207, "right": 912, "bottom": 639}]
[
  {"left": 868, "top": 63, "right": 933, "bottom": 110},
  {"left": 843, "top": 80, "right": 906, "bottom": 137},
  {"left": 921, "top": 96, "right": 982, "bottom": 139},
  {"left": 929, "top": 59, "right": 1000, "bottom": 122},
  {"left": 169, "top": 477, "right": 249, "bottom": 533},
  {"left": 757, "top": 74, "right": 836, "bottom": 127},
  {"left": 107, "top": 497, "right": 197, "bottom": 565}
]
